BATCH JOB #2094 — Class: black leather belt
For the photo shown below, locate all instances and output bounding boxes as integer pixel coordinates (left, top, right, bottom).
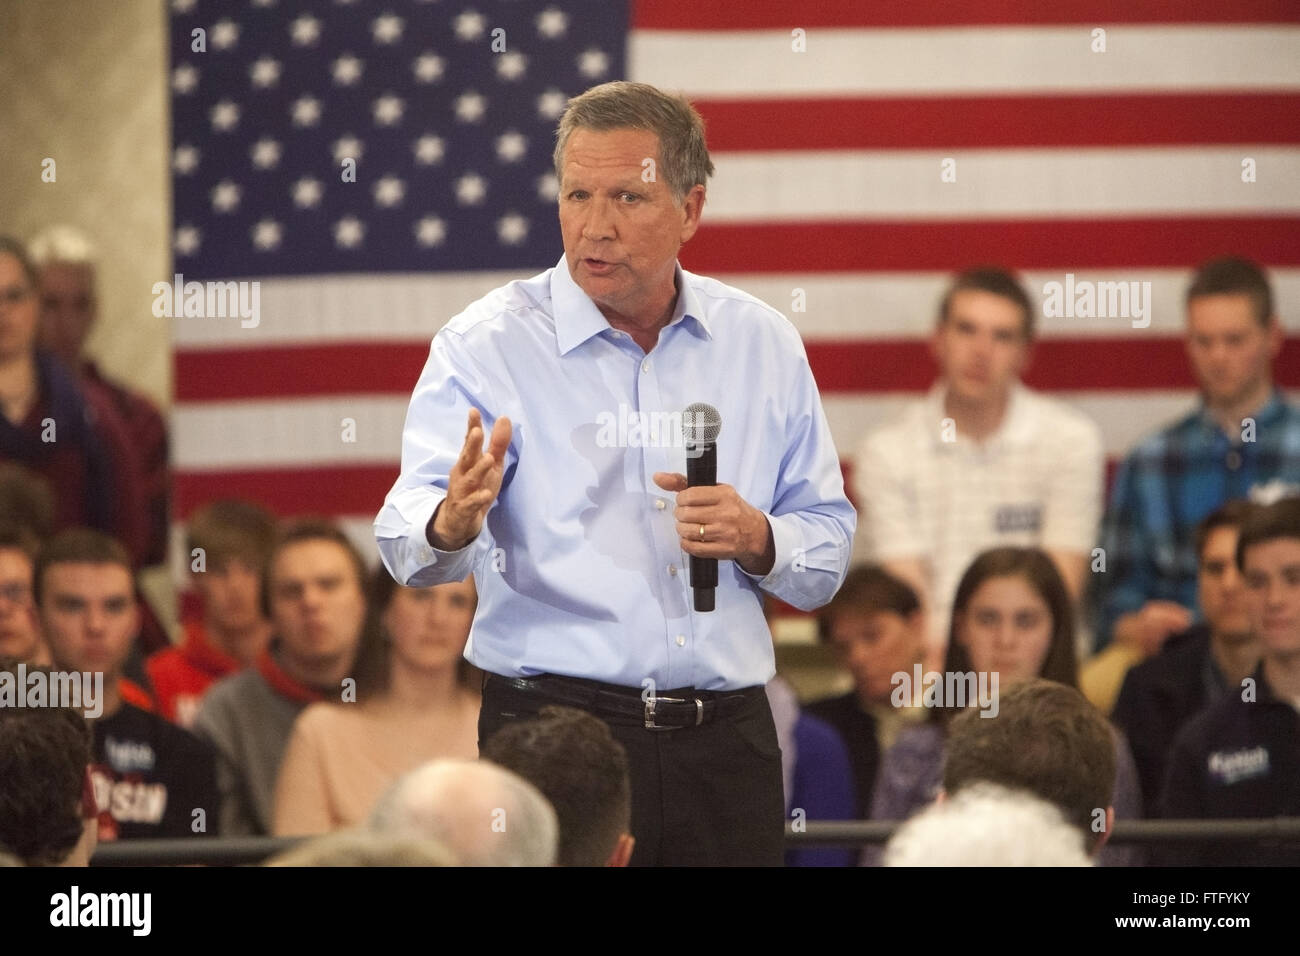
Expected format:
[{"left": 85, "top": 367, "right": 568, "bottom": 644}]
[{"left": 491, "top": 672, "right": 762, "bottom": 731}]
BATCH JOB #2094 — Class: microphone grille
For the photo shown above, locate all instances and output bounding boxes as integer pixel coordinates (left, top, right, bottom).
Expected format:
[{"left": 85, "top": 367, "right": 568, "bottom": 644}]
[{"left": 682, "top": 402, "right": 722, "bottom": 443}]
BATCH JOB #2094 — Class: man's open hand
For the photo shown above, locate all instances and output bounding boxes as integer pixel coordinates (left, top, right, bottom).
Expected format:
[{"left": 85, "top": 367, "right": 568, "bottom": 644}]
[{"left": 427, "top": 408, "right": 512, "bottom": 551}]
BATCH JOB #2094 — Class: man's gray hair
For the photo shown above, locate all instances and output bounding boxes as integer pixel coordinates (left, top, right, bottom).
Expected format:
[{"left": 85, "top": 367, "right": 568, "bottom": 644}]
[
  {"left": 883, "top": 783, "right": 1093, "bottom": 867},
  {"left": 553, "top": 81, "right": 715, "bottom": 203},
  {"left": 27, "top": 225, "right": 98, "bottom": 269},
  {"left": 368, "top": 759, "right": 558, "bottom": 867}
]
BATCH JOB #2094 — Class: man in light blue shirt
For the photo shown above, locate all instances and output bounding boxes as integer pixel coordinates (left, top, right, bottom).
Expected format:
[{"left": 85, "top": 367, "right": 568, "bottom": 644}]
[{"left": 375, "top": 81, "right": 854, "bottom": 866}]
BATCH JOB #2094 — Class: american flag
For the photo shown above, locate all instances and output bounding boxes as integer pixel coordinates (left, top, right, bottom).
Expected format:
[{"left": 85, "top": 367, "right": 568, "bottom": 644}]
[{"left": 169, "top": 0, "right": 1300, "bottom": 569}]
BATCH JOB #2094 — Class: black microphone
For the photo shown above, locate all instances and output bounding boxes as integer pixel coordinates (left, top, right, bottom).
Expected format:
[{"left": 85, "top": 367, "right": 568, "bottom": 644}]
[{"left": 682, "top": 402, "right": 722, "bottom": 612}]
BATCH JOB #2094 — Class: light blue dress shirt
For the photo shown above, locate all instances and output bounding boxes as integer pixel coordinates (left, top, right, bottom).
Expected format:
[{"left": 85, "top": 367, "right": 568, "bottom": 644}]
[{"left": 374, "top": 256, "right": 855, "bottom": 690}]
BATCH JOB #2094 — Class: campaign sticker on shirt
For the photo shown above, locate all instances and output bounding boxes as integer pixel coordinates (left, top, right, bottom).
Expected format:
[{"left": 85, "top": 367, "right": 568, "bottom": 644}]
[
  {"left": 994, "top": 504, "right": 1042, "bottom": 534},
  {"left": 1207, "top": 745, "right": 1270, "bottom": 786}
]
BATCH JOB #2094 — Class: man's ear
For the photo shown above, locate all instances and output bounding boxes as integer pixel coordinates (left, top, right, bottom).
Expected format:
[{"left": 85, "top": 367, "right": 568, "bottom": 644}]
[
  {"left": 606, "top": 833, "right": 635, "bottom": 867},
  {"left": 933, "top": 788, "right": 947, "bottom": 806}
]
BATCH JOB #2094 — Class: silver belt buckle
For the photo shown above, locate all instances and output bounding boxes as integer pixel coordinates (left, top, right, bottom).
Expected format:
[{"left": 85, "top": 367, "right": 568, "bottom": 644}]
[{"left": 644, "top": 694, "right": 687, "bottom": 730}]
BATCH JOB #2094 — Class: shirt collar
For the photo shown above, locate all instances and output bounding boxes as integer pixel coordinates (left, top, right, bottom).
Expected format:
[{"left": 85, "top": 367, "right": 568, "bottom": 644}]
[
  {"left": 1195, "top": 389, "right": 1287, "bottom": 433},
  {"left": 550, "top": 255, "right": 710, "bottom": 355},
  {"left": 927, "top": 380, "right": 1031, "bottom": 448}
]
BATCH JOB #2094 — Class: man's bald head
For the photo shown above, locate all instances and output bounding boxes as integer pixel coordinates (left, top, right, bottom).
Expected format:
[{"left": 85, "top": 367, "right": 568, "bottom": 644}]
[{"left": 368, "top": 759, "right": 558, "bottom": 867}]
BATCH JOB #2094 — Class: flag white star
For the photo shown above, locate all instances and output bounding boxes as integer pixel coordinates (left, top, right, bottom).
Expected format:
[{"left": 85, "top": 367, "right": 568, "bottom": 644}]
[
  {"left": 251, "top": 219, "right": 283, "bottom": 250},
  {"left": 249, "top": 57, "right": 282, "bottom": 89},
  {"left": 333, "top": 134, "right": 364, "bottom": 164},
  {"left": 455, "top": 173, "right": 487, "bottom": 206},
  {"left": 415, "top": 216, "right": 447, "bottom": 247},
  {"left": 173, "top": 144, "right": 200, "bottom": 175},
  {"left": 373, "top": 176, "right": 406, "bottom": 208},
  {"left": 536, "top": 172, "right": 559, "bottom": 202},
  {"left": 496, "top": 213, "right": 529, "bottom": 246},
  {"left": 334, "top": 216, "right": 365, "bottom": 249},
  {"left": 537, "top": 88, "right": 567, "bottom": 120},
  {"left": 174, "top": 225, "right": 201, "bottom": 255},
  {"left": 251, "top": 0, "right": 276, "bottom": 7},
  {"left": 290, "top": 13, "right": 321, "bottom": 46},
  {"left": 171, "top": 64, "right": 198, "bottom": 95},
  {"left": 292, "top": 95, "right": 322, "bottom": 127},
  {"left": 413, "top": 135, "right": 445, "bottom": 165},
  {"left": 454, "top": 90, "right": 486, "bottom": 123},
  {"left": 536, "top": 8, "right": 567, "bottom": 39},
  {"left": 373, "top": 94, "right": 404, "bottom": 127},
  {"left": 578, "top": 48, "right": 609, "bottom": 79},
  {"left": 250, "top": 138, "right": 282, "bottom": 170},
  {"left": 171, "top": 0, "right": 197, "bottom": 13},
  {"left": 211, "top": 180, "right": 241, "bottom": 213},
  {"left": 333, "top": 53, "right": 364, "bottom": 86},
  {"left": 292, "top": 177, "right": 323, "bottom": 209},
  {"left": 211, "top": 19, "right": 240, "bottom": 50},
  {"left": 372, "top": 13, "right": 404, "bottom": 44},
  {"left": 495, "top": 131, "right": 527, "bottom": 163},
  {"left": 495, "top": 51, "right": 527, "bottom": 81},
  {"left": 413, "top": 52, "right": 445, "bottom": 84},
  {"left": 454, "top": 10, "right": 486, "bottom": 41},
  {"left": 210, "top": 100, "right": 241, "bottom": 132}
]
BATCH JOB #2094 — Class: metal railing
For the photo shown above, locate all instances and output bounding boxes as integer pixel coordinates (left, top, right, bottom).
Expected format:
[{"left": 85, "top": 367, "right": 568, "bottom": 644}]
[{"left": 88, "top": 818, "right": 1300, "bottom": 866}]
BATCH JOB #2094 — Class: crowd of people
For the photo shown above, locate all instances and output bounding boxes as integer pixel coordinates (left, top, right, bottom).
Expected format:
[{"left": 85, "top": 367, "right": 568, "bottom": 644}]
[{"left": 2, "top": 88, "right": 1299, "bottom": 865}]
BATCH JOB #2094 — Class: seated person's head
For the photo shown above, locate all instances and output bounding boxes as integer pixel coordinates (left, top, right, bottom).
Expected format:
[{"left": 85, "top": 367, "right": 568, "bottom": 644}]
[
  {"left": 945, "top": 547, "right": 1077, "bottom": 690},
  {"left": 262, "top": 519, "right": 371, "bottom": 677},
  {"left": 1196, "top": 500, "right": 1255, "bottom": 644},
  {"left": 818, "top": 564, "right": 924, "bottom": 706},
  {"left": 34, "top": 530, "right": 138, "bottom": 686},
  {"left": 0, "top": 658, "right": 97, "bottom": 866},
  {"left": 934, "top": 266, "right": 1034, "bottom": 406},
  {"left": 0, "top": 462, "right": 55, "bottom": 540},
  {"left": 1184, "top": 257, "right": 1281, "bottom": 407},
  {"left": 364, "top": 567, "right": 477, "bottom": 694},
  {"left": 187, "top": 499, "right": 277, "bottom": 638},
  {"left": 369, "top": 759, "right": 557, "bottom": 867},
  {"left": 0, "top": 237, "right": 41, "bottom": 365},
  {"left": 884, "top": 782, "right": 1091, "bottom": 867},
  {"left": 266, "top": 830, "right": 458, "bottom": 867},
  {"left": 28, "top": 225, "right": 99, "bottom": 365},
  {"left": 483, "top": 705, "right": 633, "bottom": 867},
  {"left": 1236, "top": 496, "right": 1300, "bottom": 662},
  {"left": 0, "top": 524, "right": 43, "bottom": 664},
  {"left": 943, "top": 678, "right": 1116, "bottom": 855}
]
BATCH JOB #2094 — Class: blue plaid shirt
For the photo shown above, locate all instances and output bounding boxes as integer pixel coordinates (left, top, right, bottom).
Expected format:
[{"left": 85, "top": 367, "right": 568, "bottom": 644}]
[{"left": 1091, "top": 390, "right": 1300, "bottom": 649}]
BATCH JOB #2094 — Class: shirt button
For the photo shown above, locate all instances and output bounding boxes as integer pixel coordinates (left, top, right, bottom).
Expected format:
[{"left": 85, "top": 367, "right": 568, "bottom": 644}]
[
  {"left": 668, "top": 564, "right": 677, "bottom": 576},
  {"left": 675, "top": 635, "right": 685, "bottom": 647},
  {"left": 642, "top": 360, "right": 650, "bottom": 373},
  {"left": 1226, "top": 450, "right": 1242, "bottom": 470},
  {"left": 655, "top": 499, "right": 666, "bottom": 510}
]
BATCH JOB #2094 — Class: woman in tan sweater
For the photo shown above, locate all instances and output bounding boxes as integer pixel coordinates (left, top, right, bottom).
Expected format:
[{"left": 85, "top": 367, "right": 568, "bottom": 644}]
[{"left": 272, "top": 568, "right": 481, "bottom": 835}]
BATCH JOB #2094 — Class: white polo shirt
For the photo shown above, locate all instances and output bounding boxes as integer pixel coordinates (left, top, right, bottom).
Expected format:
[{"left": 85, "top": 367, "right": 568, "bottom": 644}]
[{"left": 852, "top": 382, "right": 1103, "bottom": 650}]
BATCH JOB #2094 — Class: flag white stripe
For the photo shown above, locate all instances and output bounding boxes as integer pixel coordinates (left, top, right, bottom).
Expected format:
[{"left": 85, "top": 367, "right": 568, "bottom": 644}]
[
  {"left": 173, "top": 391, "right": 1203, "bottom": 470},
  {"left": 705, "top": 147, "right": 1300, "bottom": 221},
  {"left": 630, "top": 26, "right": 1300, "bottom": 96}
]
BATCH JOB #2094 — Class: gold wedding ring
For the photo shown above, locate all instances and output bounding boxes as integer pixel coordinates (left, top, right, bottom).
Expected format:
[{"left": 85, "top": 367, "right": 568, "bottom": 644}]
[{"left": 699, "top": 524, "right": 705, "bottom": 540}]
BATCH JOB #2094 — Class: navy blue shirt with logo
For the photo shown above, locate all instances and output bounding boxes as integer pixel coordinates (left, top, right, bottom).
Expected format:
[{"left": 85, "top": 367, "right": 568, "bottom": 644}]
[
  {"left": 1159, "top": 665, "right": 1300, "bottom": 865},
  {"left": 92, "top": 703, "right": 218, "bottom": 841}
]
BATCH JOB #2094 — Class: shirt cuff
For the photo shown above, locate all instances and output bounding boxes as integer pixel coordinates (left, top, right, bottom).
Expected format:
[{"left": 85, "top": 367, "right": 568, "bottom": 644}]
[{"left": 737, "top": 511, "right": 790, "bottom": 587}]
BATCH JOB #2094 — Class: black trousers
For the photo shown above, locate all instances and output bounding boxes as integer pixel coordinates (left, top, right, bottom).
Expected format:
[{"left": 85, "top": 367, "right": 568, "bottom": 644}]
[{"left": 478, "top": 673, "right": 786, "bottom": 866}]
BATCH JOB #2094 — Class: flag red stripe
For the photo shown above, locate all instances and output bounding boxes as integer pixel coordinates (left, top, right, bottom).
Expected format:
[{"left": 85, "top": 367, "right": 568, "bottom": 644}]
[
  {"left": 632, "top": 0, "right": 1300, "bottom": 28},
  {"left": 681, "top": 218, "right": 1300, "bottom": 273},
  {"left": 697, "top": 95, "right": 1300, "bottom": 151},
  {"left": 174, "top": 338, "right": 1300, "bottom": 402},
  {"left": 174, "top": 456, "right": 1136, "bottom": 521},
  {"left": 174, "top": 465, "right": 398, "bottom": 519}
]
